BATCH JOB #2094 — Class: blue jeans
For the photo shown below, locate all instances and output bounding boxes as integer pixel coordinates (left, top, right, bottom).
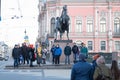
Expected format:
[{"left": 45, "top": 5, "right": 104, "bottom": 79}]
[
  {"left": 14, "top": 58, "right": 19, "bottom": 68},
  {"left": 65, "top": 55, "right": 70, "bottom": 64}
]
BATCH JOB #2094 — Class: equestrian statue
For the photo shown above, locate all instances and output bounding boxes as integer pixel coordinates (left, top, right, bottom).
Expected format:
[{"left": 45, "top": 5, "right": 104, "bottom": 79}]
[{"left": 54, "top": 5, "right": 70, "bottom": 40}]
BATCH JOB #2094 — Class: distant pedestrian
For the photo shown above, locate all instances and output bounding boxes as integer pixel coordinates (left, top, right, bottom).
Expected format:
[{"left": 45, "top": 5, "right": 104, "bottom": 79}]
[
  {"left": 28, "top": 44, "right": 35, "bottom": 67},
  {"left": 71, "top": 54, "right": 93, "bottom": 80},
  {"left": 54, "top": 44, "right": 62, "bottom": 64},
  {"left": 12, "top": 44, "right": 20, "bottom": 68},
  {"left": 111, "top": 60, "right": 120, "bottom": 80},
  {"left": 93, "top": 56, "right": 111, "bottom": 80},
  {"left": 46, "top": 50, "right": 50, "bottom": 62},
  {"left": 80, "top": 42, "right": 88, "bottom": 59},
  {"left": 72, "top": 43, "right": 79, "bottom": 63},
  {"left": 92, "top": 54, "right": 100, "bottom": 71},
  {"left": 37, "top": 44, "right": 42, "bottom": 66},
  {"left": 21, "top": 42, "right": 29, "bottom": 64},
  {"left": 42, "top": 48, "right": 47, "bottom": 64},
  {"left": 50, "top": 44, "right": 56, "bottom": 64},
  {"left": 64, "top": 43, "right": 71, "bottom": 64},
  {"left": 91, "top": 54, "right": 100, "bottom": 80}
]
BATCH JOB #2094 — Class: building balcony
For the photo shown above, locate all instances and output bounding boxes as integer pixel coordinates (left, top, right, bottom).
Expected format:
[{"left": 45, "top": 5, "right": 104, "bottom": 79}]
[{"left": 113, "top": 32, "right": 120, "bottom": 38}]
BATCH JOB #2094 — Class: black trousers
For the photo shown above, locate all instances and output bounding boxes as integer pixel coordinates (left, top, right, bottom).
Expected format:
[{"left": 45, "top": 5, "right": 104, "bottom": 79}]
[{"left": 55, "top": 55, "right": 60, "bottom": 64}]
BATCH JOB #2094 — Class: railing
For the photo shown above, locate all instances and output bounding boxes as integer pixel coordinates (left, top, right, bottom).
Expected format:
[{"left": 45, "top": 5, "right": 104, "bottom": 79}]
[
  {"left": 113, "top": 33, "right": 120, "bottom": 38},
  {"left": 87, "top": 52, "right": 112, "bottom": 64}
]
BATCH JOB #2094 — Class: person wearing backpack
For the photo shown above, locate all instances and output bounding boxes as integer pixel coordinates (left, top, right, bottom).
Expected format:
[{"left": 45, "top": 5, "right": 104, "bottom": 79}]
[{"left": 93, "top": 56, "right": 111, "bottom": 80}]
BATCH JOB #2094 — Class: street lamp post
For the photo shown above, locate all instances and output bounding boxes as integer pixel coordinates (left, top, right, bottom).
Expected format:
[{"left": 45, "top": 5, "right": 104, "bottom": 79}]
[{"left": 24, "top": 29, "right": 29, "bottom": 44}]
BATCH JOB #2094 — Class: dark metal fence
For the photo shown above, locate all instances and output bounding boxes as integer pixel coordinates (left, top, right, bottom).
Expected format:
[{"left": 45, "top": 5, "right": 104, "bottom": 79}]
[{"left": 87, "top": 52, "right": 112, "bottom": 64}]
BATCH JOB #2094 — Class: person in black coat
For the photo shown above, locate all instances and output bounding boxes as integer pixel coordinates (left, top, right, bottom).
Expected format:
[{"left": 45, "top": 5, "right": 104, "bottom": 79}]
[
  {"left": 21, "top": 43, "right": 29, "bottom": 64},
  {"left": 64, "top": 43, "right": 71, "bottom": 64},
  {"left": 72, "top": 43, "right": 79, "bottom": 63},
  {"left": 28, "top": 44, "right": 35, "bottom": 67},
  {"left": 12, "top": 44, "right": 21, "bottom": 68},
  {"left": 50, "top": 44, "right": 56, "bottom": 64}
]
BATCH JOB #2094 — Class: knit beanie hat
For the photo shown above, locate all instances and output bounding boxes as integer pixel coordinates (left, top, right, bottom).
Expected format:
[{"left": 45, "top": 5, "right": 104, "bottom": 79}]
[
  {"left": 93, "top": 54, "right": 100, "bottom": 60},
  {"left": 96, "top": 56, "right": 105, "bottom": 65}
]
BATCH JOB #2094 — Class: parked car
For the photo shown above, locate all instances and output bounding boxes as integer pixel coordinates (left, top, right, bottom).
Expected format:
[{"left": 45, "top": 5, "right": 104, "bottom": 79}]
[{"left": 0, "top": 43, "right": 9, "bottom": 61}]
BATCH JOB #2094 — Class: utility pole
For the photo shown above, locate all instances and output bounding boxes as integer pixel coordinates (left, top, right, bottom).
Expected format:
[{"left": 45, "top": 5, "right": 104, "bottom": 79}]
[{"left": 0, "top": 0, "right": 1, "bottom": 21}]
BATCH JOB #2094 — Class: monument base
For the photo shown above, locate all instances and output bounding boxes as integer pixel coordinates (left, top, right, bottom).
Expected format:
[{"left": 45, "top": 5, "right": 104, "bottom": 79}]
[
  {"left": 54, "top": 39, "right": 73, "bottom": 43},
  {"left": 53, "top": 39, "right": 73, "bottom": 63}
]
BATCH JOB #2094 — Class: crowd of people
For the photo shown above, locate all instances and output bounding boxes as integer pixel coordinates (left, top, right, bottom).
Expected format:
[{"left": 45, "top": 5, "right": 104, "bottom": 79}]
[
  {"left": 12, "top": 42, "right": 50, "bottom": 68},
  {"left": 11, "top": 42, "right": 120, "bottom": 80},
  {"left": 11, "top": 41, "right": 88, "bottom": 67},
  {"left": 71, "top": 54, "right": 120, "bottom": 80}
]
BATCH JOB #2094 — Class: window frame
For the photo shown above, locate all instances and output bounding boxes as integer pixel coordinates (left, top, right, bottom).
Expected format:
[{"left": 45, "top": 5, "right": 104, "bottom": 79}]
[
  {"left": 100, "top": 18, "right": 106, "bottom": 32},
  {"left": 115, "top": 41, "right": 120, "bottom": 51},
  {"left": 114, "top": 18, "right": 120, "bottom": 34},
  {"left": 100, "top": 41, "right": 106, "bottom": 50},
  {"left": 75, "top": 20, "right": 82, "bottom": 32},
  {"left": 88, "top": 41, "right": 93, "bottom": 50},
  {"left": 87, "top": 20, "right": 93, "bottom": 32}
]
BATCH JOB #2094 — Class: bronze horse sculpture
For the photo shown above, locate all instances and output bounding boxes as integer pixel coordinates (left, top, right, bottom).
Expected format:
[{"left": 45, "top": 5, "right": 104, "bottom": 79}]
[{"left": 54, "top": 5, "right": 70, "bottom": 40}]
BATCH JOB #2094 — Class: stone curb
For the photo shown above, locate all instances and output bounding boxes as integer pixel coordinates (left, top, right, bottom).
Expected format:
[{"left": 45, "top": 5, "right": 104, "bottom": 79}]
[{"left": 5, "top": 64, "right": 73, "bottom": 69}]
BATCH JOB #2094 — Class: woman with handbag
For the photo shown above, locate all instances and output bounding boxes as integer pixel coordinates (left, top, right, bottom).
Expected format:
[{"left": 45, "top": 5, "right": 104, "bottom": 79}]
[{"left": 93, "top": 56, "right": 111, "bottom": 80}]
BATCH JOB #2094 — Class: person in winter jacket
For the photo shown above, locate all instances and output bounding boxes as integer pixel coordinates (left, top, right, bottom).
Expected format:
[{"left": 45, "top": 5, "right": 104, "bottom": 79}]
[
  {"left": 54, "top": 44, "right": 62, "bottom": 64},
  {"left": 64, "top": 43, "right": 71, "bottom": 64},
  {"left": 37, "top": 44, "right": 42, "bottom": 66},
  {"left": 50, "top": 44, "right": 56, "bottom": 64},
  {"left": 71, "top": 54, "right": 93, "bottom": 80},
  {"left": 80, "top": 42, "right": 88, "bottom": 59},
  {"left": 12, "top": 44, "right": 21, "bottom": 68},
  {"left": 72, "top": 43, "right": 79, "bottom": 63},
  {"left": 28, "top": 44, "right": 35, "bottom": 67},
  {"left": 91, "top": 54, "right": 100, "bottom": 80},
  {"left": 93, "top": 56, "right": 112, "bottom": 80},
  {"left": 21, "top": 43, "right": 29, "bottom": 64}
]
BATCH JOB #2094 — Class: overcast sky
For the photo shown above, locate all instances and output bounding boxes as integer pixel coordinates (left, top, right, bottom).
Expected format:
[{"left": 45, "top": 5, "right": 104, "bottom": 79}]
[{"left": 0, "top": 0, "right": 39, "bottom": 47}]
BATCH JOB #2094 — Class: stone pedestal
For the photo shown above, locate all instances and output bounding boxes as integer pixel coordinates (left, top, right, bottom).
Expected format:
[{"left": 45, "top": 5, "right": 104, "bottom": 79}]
[
  {"left": 54, "top": 40, "right": 73, "bottom": 43},
  {"left": 54, "top": 40, "right": 73, "bottom": 63}
]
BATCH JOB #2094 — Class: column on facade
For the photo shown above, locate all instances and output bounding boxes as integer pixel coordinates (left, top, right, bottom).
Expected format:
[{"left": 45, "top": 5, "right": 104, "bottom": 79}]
[
  {"left": 108, "top": 2, "right": 112, "bottom": 52},
  {"left": 94, "top": 6, "right": 99, "bottom": 52}
]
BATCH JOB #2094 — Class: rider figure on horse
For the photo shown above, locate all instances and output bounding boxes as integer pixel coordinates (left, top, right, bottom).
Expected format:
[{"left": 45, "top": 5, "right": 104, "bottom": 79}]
[
  {"left": 54, "top": 5, "right": 70, "bottom": 40},
  {"left": 61, "top": 5, "right": 68, "bottom": 24}
]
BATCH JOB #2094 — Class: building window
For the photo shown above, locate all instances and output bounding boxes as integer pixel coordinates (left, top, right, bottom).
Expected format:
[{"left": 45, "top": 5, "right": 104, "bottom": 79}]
[
  {"left": 100, "top": 18, "right": 106, "bottom": 32},
  {"left": 101, "top": 41, "right": 106, "bottom": 50},
  {"left": 115, "top": 41, "right": 120, "bottom": 51},
  {"left": 51, "top": 17, "right": 55, "bottom": 36},
  {"left": 87, "top": 20, "right": 93, "bottom": 32},
  {"left": 76, "top": 20, "right": 82, "bottom": 32},
  {"left": 88, "top": 41, "right": 93, "bottom": 50},
  {"left": 114, "top": 18, "right": 120, "bottom": 34}
]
